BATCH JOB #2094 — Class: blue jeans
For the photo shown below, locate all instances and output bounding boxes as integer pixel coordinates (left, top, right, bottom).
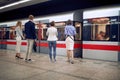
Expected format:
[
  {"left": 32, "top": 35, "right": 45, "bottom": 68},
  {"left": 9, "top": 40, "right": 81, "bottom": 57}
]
[{"left": 48, "top": 41, "right": 56, "bottom": 61}]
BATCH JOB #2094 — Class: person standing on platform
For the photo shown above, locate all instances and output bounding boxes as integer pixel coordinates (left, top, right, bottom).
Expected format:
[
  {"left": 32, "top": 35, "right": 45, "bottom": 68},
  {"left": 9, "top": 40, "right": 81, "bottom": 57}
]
[
  {"left": 46, "top": 21, "right": 58, "bottom": 62},
  {"left": 37, "top": 22, "right": 43, "bottom": 40},
  {"left": 64, "top": 20, "right": 76, "bottom": 64},
  {"left": 24, "top": 15, "right": 36, "bottom": 61},
  {"left": 15, "top": 21, "right": 24, "bottom": 59}
]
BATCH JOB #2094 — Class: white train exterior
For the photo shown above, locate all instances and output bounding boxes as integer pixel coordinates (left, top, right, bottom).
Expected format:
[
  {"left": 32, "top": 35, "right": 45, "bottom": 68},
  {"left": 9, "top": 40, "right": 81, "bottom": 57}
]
[{"left": 83, "top": 6, "right": 120, "bottom": 61}]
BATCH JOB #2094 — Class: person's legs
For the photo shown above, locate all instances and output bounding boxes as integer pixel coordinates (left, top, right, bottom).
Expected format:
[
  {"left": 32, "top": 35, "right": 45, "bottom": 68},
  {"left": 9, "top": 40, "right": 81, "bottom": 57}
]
[
  {"left": 15, "top": 40, "right": 20, "bottom": 57},
  {"left": 53, "top": 41, "right": 56, "bottom": 61},
  {"left": 28, "top": 39, "right": 34, "bottom": 59},
  {"left": 66, "top": 37, "right": 70, "bottom": 62},
  {"left": 16, "top": 40, "right": 21, "bottom": 53},
  {"left": 70, "top": 50, "right": 74, "bottom": 64},
  {"left": 25, "top": 39, "right": 30, "bottom": 60},
  {"left": 17, "top": 40, "right": 23, "bottom": 59},
  {"left": 48, "top": 41, "right": 52, "bottom": 61},
  {"left": 67, "top": 50, "right": 70, "bottom": 62},
  {"left": 16, "top": 37, "right": 23, "bottom": 59},
  {"left": 69, "top": 38, "right": 74, "bottom": 64}
]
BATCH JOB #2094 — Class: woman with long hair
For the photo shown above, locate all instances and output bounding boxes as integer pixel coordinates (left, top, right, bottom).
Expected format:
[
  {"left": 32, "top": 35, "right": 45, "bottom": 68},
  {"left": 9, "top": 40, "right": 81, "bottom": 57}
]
[{"left": 15, "top": 21, "right": 24, "bottom": 59}]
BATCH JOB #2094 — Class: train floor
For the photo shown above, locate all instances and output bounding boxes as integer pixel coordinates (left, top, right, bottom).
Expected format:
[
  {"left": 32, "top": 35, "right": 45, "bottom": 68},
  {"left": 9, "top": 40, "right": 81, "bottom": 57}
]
[{"left": 0, "top": 49, "right": 120, "bottom": 80}]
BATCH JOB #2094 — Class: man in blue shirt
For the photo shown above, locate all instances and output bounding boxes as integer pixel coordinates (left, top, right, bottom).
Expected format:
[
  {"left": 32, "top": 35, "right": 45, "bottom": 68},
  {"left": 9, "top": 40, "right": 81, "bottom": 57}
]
[
  {"left": 64, "top": 20, "right": 76, "bottom": 64},
  {"left": 24, "top": 15, "right": 36, "bottom": 61}
]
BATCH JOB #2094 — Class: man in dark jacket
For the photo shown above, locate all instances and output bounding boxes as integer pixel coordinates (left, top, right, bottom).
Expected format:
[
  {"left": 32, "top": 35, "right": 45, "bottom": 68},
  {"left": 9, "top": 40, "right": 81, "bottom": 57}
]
[{"left": 24, "top": 15, "right": 36, "bottom": 61}]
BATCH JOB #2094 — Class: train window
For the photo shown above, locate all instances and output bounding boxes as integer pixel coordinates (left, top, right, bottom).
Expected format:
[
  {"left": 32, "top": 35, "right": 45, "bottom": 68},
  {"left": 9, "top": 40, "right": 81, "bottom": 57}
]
[
  {"left": 58, "top": 28, "right": 65, "bottom": 41},
  {"left": 91, "top": 18, "right": 110, "bottom": 41},
  {"left": 38, "top": 21, "right": 82, "bottom": 41},
  {"left": 36, "top": 23, "right": 48, "bottom": 40},
  {"left": 9, "top": 26, "right": 16, "bottom": 39},
  {"left": 55, "top": 22, "right": 66, "bottom": 41},
  {"left": 0, "top": 28, "right": 6, "bottom": 39}
]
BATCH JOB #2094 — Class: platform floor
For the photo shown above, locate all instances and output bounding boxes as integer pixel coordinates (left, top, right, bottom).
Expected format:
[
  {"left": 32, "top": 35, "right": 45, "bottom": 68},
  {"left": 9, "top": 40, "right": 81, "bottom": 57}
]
[{"left": 0, "top": 49, "right": 120, "bottom": 80}]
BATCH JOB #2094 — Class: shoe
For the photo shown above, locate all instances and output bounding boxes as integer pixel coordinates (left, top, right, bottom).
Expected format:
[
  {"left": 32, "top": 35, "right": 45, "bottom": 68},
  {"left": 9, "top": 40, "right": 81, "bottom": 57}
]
[
  {"left": 15, "top": 55, "right": 23, "bottom": 59},
  {"left": 70, "top": 60, "right": 74, "bottom": 64},
  {"left": 53, "top": 59, "right": 56, "bottom": 63},
  {"left": 27, "top": 59, "right": 35, "bottom": 62},
  {"left": 28, "top": 59, "right": 31, "bottom": 61},
  {"left": 15, "top": 55, "right": 19, "bottom": 58},
  {"left": 25, "top": 59, "right": 28, "bottom": 62}
]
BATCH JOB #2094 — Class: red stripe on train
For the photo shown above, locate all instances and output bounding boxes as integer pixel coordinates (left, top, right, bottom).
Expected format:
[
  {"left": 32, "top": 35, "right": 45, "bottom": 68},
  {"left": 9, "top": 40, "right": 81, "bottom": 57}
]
[
  {"left": 0, "top": 41, "right": 81, "bottom": 48},
  {"left": 0, "top": 41, "right": 27, "bottom": 46},
  {"left": 36, "top": 42, "right": 82, "bottom": 48},
  {"left": 1, "top": 41, "right": 120, "bottom": 51},
  {"left": 83, "top": 44, "right": 120, "bottom": 51}
]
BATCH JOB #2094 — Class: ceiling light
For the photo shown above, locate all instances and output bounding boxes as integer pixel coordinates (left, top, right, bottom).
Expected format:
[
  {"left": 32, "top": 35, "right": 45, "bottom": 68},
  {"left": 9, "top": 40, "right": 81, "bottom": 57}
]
[{"left": 0, "top": 0, "right": 31, "bottom": 10}]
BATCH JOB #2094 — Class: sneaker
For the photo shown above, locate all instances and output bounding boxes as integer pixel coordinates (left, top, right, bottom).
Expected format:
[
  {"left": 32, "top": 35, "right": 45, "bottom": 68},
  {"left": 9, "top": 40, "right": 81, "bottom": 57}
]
[
  {"left": 28, "top": 59, "right": 35, "bottom": 62},
  {"left": 25, "top": 59, "right": 28, "bottom": 62},
  {"left": 25, "top": 59, "right": 35, "bottom": 62},
  {"left": 28, "top": 59, "right": 31, "bottom": 61},
  {"left": 70, "top": 60, "right": 74, "bottom": 64},
  {"left": 53, "top": 59, "right": 56, "bottom": 63}
]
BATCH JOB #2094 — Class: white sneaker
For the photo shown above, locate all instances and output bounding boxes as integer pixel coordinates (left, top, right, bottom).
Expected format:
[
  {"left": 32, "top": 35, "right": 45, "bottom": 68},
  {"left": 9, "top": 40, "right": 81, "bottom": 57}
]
[
  {"left": 70, "top": 60, "right": 74, "bottom": 64},
  {"left": 25, "top": 59, "right": 35, "bottom": 62}
]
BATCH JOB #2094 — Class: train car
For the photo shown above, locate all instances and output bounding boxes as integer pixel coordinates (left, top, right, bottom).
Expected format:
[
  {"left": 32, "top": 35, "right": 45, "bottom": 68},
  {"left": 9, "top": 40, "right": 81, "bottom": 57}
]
[
  {"left": 83, "top": 6, "right": 120, "bottom": 61},
  {"left": 0, "top": 10, "right": 83, "bottom": 58}
]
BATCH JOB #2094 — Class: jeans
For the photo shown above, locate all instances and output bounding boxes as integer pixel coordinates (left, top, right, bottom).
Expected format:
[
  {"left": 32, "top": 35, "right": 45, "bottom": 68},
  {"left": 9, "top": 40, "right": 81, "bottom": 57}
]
[{"left": 48, "top": 41, "right": 57, "bottom": 61}]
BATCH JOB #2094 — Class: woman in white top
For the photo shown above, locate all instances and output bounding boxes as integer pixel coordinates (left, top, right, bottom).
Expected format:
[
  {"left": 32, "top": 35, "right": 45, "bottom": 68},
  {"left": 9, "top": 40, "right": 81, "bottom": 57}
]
[
  {"left": 46, "top": 21, "right": 58, "bottom": 62},
  {"left": 15, "top": 21, "right": 24, "bottom": 59}
]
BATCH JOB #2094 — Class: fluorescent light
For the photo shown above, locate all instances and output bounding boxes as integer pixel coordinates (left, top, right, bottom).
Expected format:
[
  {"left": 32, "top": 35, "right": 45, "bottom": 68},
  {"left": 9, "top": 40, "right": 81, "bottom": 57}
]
[{"left": 0, "top": 0, "right": 31, "bottom": 10}]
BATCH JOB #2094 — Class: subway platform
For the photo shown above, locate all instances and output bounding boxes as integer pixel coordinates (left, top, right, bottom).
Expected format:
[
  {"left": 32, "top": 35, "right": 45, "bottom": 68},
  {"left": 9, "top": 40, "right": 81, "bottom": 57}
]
[{"left": 0, "top": 49, "right": 120, "bottom": 80}]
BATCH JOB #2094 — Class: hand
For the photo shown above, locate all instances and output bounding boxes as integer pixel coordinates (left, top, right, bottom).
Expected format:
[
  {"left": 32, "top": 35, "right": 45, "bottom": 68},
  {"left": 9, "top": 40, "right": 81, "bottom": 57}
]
[
  {"left": 34, "top": 39, "right": 37, "bottom": 41},
  {"left": 22, "top": 36, "right": 25, "bottom": 40}
]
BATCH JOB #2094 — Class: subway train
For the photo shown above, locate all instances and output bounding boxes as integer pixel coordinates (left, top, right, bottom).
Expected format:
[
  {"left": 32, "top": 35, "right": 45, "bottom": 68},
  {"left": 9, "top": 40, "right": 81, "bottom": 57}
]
[
  {"left": 0, "top": 6, "right": 120, "bottom": 61},
  {"left": 83, "top": 6, "right": 120, "bottom": 61},
  {"left": 0, "top": 11, "right": 83, "bottom": 58}
]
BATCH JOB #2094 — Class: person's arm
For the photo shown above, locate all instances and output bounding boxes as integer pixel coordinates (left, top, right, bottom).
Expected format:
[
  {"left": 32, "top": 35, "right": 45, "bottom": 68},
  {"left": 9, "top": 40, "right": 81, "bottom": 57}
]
[
  {"left": 20, "top": 30, "right": 24, "bottom": 39},
  {"left": 73, "top": 27, "right": 76, "bottom": 35},
  {"left": 46, "top": 28, "right": 49, "bottom": 36},
  {"left": 64, "top": 26, "right": 67, "bottom": 35},
  {"left": 24, "top": 23, "right": 27, "bottom": 37},
  {"left": 31, "top": 23, "right": 36, "bottom": 39},
  {"left": 56, "top": 28, "right": 58, "bottom": 36},
  {"left": 17, "top": 28, "right": 24, "bottom": 39}
]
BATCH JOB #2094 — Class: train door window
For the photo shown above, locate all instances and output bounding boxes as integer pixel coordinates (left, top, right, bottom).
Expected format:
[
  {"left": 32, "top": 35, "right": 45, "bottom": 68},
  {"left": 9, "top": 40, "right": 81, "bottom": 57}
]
[
  {"left": 91, "top": 18, "right": 110, "bottom": 41},
  {"left": 55, "top": 22, "right": 66, "bottom": 41},
  {"left": 0, "top": 27, "right": 6, "bottom": 39},
  {"left": 36, "top": 23, "right": 48, "bottom": 40},
  {"left": 75, "top": 22, "right": 81, "bottom": 41},
  {"left": 9, "top": 26, "right": 16, "bottom": 39}
]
